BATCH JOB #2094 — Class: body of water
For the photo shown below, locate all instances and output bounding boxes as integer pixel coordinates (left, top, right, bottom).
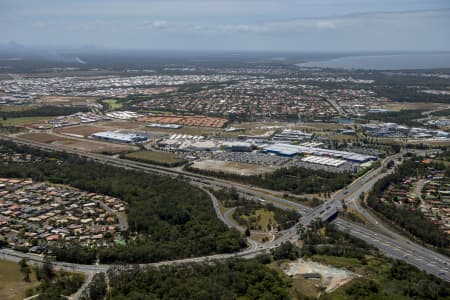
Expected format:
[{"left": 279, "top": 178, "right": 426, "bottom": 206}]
[{"left": 296, "top": 53, "right": 450, "bottom": 70}]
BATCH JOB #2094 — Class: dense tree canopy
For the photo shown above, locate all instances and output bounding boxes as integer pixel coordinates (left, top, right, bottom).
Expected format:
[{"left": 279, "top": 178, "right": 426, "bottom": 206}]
[
  {"left": 187, "top": 165, "right": 353, "bottom": 195},
  {"left": 0, "top": 141, "right": 244, "bottom": 263},
  {"left": 107, "top": 259, "right": 291, "bottom": 300},
  {"left": 364, "top": 109, "right": 425, "bottom": 127},
  {"left": 213, "top": 188, "right": 301, "bottom": 231},
  {"left": 0, "top": 106, "right": 88, "bottom": 119}
]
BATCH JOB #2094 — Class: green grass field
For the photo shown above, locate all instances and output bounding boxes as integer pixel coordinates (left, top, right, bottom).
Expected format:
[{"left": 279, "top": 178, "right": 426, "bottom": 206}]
[
  {"left": 0, "top": 105, "right": 37, "bottom": 112},
  {"left": 311, "top": 255, "right": 362, "bottom": 270},
  {"left": 124, "top": 150, "right": 184, "bottom": 164},
  {"left": 102, "top": 99, "right": 123, "bottom": 110},
  {"left": 0, "top": 116, "right": 52, "bottom": 126},
  {"left": 239, "top": 209, "right": 276, "bottom": 231},
  {"left": 0, "top": 260, "right": 39, "bottom": 300}
]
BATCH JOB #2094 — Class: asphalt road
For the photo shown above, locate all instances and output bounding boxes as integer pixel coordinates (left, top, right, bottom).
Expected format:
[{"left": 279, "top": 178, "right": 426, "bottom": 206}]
[
  {"left": 335, "top": 219, "right": 450, "bottom": 281},
  {"left": 302, "top": 153, "right": 450, "bottom": 280},
  {"left": 300, "top": 153, "right": 401, "bottom": 226}
]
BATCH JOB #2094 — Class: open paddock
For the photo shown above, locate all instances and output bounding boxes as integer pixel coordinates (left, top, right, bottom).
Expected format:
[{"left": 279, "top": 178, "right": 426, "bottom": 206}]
[
  {"left": 0, "top": 116, "right": 53, "bottom": 127},
  {"left": 124, "top": 150, "right": 185, "bottom": 165},
  {"left": 383, "top": 101, "right": 448, "bottom": 112},
  {"left": 0, "top": 259, "right": 39, "bottom": 300},
  {"left": 101, "top": 99, "right": 123, "bottom": 110},
  {"left": 38, "top": 95, "right": 97, "bottom": 106},
  {"left": 63, "top": 140, "right": 135, "bottom": 153},
  {"left": 377, "top": 137, "right": 450, "bottom": 147},
  {"left": 0, "top": 105, "right": 38, "bottom": 112},
  {"left": 19, "top": 132, "right": 70, "bottom": 144},
  {"left": 18, "top": 132, "right": 135, "bottom": 153},
  {"left": 54, "top": 124, "right": 110, "bottom": 137}
]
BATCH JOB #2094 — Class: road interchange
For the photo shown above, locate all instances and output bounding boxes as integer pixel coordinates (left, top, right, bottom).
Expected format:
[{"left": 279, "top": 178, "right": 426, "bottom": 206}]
[{"left": 0, "top": 134, "right": 449, "bottom": 283}]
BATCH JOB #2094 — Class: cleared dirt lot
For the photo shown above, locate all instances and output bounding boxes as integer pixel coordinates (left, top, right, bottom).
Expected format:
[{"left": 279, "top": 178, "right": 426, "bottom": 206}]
[
  {"left": 54, "top": 124, "right": 109, "bottom": 137},
  {"left": 284, "top": 258, "right": 359, "bottom": 295},
  {"left": 191, "top": 159, "right": 275, "bottom": 176},
  {"left": 19, "top": 132, "right": 70, "bottom": 144},
  {"left": 97, "top": 120, "right": 143, "bottom": 130},
  {"left": 19, "top": 132, "right": 135, "bottom": 153},
  {"left": 39, "top": 95, "right": 97, "bottom": 105}
]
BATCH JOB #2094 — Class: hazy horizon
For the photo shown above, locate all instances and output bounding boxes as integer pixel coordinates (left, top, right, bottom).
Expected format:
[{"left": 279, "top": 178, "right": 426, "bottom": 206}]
[{"left": 1, "top": 0, "right": 450, "bottom": 52}]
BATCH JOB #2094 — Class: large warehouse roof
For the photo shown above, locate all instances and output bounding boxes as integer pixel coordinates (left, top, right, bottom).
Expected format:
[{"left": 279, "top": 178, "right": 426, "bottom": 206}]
[
  {"left": 301, "top": 155, "right": 346, "bottom": 167},
  {"left": 263, "top": 143, "right": 376, "bottom": 163},
  {"left": 264, "top": 144, "right": 299, "bottom": 157},
  {"left": 91, "top": 131, "right": 147, "bottom": 143}
]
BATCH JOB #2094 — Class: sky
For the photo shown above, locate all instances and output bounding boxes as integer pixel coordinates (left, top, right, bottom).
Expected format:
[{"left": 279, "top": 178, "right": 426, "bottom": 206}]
[{"left": 1, "top": 0, "right": 450, "bottom": 52}]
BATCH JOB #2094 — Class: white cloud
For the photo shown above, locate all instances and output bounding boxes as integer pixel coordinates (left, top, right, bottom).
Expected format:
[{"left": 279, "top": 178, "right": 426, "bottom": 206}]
[
  {"left": 316, "top": 20, "right": 337, "bottom": 30},
  {"left": 211, "top": 9, "right": 450, "bottom": 35},
  {"left": 221, "top": 24, "right": 270, "bottom": 33},
  {"left": 142, "top": 20, "right": 170, "bottom": 30},
  {"left": 215, "top": 18, "right": 341, "bottom": 35}
]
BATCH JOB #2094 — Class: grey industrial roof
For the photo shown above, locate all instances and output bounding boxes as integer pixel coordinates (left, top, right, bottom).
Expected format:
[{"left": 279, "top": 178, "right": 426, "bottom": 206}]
[
  {"left": 263, "top": 143, "right": 376, "bottom": 162},
  {"left": 91, "top": 131, "right": 146, "bottom": 142}
]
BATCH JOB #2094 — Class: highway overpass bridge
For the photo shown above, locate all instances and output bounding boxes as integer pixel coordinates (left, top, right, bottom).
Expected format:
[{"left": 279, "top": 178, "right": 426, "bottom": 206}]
[{"left": 0, "top": 135, "right": 449, "bottom": 282}]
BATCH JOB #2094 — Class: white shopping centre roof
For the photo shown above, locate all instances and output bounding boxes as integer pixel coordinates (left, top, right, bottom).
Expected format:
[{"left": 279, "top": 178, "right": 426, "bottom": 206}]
[
  {"left": 264, "top": 143, "right": 375, "bottom": 163},
  {"left": 91, "top": 131, "right": 145, "bottom": 143},
  {"left": 301, "top": 155, "right": 346, "bottom": 167}
]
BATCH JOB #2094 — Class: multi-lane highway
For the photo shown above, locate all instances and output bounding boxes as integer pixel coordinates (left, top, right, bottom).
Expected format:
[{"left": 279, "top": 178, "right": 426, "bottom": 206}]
[
  {"left": 335, "top": 219, "right": 450, "bottom": 280},
  {"left": 299, "top": 153, "right": 401, "bottom": 226},
  {"left": 0, "top": 134, "right": 449, "bottom": 283}
]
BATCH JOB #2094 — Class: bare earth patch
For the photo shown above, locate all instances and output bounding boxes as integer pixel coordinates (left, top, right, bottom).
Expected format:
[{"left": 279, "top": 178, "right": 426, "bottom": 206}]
[
  {"left": 19, "top": 132, "right": 135, "bottom": 153},
  {"left": 191, "top": 159, "right": 275, "bottom": 176},
  {"left": 19, "top": 132, "right": 70, "bottom": 143},
  {"left": 54, "top": 124, "right": 109, "bottom": 137},
  {"left": 97, "top": 120, "right": 143, "bottom": 130},
  {"left": 283, "top": 258, "right": 359, "bottom": 294}
]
